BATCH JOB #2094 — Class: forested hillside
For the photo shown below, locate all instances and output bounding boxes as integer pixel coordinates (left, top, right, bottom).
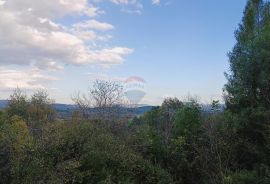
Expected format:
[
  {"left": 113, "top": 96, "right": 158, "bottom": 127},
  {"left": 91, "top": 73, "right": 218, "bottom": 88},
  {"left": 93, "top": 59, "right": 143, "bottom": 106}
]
[{"left": 1, "top": 0, "right": 270, "bottom": 183}]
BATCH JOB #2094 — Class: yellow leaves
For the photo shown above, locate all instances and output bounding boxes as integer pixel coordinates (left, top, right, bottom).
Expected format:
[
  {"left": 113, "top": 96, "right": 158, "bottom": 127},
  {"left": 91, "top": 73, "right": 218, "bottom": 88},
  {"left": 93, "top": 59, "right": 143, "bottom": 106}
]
[
  {"left": 170, "top": 136, "right": 186, "bottom": 154},
  {"left": 0, "top": 115, "right": 33, "bottom": 179},
  {"left": 4, "top": 116, "right": 32, "bottom": 154},
  {"left": 10, "top": 117, "right": 31, "bottom": 152}
]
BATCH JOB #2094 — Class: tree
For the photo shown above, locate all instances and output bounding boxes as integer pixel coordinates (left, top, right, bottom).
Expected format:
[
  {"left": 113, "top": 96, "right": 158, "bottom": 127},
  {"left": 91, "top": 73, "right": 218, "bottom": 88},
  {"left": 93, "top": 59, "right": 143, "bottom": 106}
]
[
  {"left": 27, "top": 90, "right": 56, "bottom": 135},
  {"left": 6, "top": 88, "right": 29, "bottom": 120},
  {"left": 166, "top": 101, "right": 203, "bottom": 183},
  {"left": 13, "top": 121, "right": 173, "bottom": 184},
  {"left": 28, "top": 90, "right": 55, "bottom": 122},
  {"left": 159, "top": 98, "right": 183, "bottom": 146},
  {"left": 91, "top": 80, "right": 124, "bottom": 108},
  {"left": 224, "top": 0, "right": 270, "bottom": 169},
  {"left": 71, "top": 91, "right": 92, "bottom": 119},
  {"left": 72, "top": 80, "right": 124, "bottom": 121},
  {"left": 225, "top": 0, "right": 270, "bottom": 110},
  {"left": 211, "top": 100, "right": 221, "bottom": 113},
  {"left": 0, "top": 116, "right": 32, "bottom": 183},
  {"left": 91, "top": 80, "right": 124, "bottom": 121},
  {"left": 174, "top": 101, "right": 201, "bottom": 138}
]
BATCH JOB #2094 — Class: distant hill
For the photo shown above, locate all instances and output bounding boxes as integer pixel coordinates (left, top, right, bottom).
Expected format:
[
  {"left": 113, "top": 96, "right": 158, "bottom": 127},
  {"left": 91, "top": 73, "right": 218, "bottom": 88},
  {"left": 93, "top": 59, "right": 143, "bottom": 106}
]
[
  {"left": 0, "top": 100, "right": 8, "bottom": 109},
  {"left": 53, "top": 103, "right": 156, "bottom": 118},
  {"left": 0, "top": 100, "right": 224, "bottom": 118},
  {"left": 0, "top": 100, "right": 77, "bottom": 111},
  {"left": 0, "top": 100, "right": 155, "bottom": 118}
]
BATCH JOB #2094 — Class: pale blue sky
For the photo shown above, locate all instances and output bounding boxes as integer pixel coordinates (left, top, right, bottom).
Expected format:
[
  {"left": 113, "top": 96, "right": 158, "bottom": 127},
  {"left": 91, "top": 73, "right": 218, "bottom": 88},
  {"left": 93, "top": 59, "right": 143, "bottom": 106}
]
[{"left": 0, "top": 0, "right": 247, "bottom": 105}]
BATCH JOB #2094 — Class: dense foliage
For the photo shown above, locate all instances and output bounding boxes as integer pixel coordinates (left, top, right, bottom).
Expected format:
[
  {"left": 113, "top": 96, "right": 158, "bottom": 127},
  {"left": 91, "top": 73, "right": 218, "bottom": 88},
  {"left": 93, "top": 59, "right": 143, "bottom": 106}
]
[
  {"left": 224, "top": 0, "right": 270, "bottom": 181},
  {"left": 1, "top": 0, "right": 270, "bottom": 183}
]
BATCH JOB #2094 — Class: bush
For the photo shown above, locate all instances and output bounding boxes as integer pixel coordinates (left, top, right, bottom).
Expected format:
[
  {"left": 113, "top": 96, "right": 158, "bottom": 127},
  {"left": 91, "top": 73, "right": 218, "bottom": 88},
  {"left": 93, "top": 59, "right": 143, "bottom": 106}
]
[
  {"left": 14, "top": 121, "right": 173, "bottom": 184},
  {"left": 224, "top": 171, "right": 257, "bottom": 184}
]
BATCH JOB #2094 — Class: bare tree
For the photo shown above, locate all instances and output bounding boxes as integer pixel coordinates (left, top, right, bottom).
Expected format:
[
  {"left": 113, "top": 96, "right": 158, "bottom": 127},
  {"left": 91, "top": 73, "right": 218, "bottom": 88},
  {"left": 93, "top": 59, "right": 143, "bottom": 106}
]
[
  {"left": 72, "top": 80, "right": 124, "bottom": 121},
  {"left": 91, "top": 80, "right": 124, "bottom": 108},
  {"left": 71, "top": 91, "right": 92, "bottom": 118}
]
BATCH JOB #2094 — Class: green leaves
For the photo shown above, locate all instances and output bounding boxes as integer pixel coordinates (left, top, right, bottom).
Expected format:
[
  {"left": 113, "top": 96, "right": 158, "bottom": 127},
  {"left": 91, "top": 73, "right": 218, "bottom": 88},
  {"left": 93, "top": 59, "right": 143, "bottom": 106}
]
[
  {"left": 7, "top": 121, "right": 173, "bottom": 184},
  {"left": 226, "top": 0, "right": 270, "bottom": 110},
  {"left": 224, "top": 0, "right": 270, "bottom": 177},
  {"left": 174, "top": 103, "right": 201, "bottom": 138}
]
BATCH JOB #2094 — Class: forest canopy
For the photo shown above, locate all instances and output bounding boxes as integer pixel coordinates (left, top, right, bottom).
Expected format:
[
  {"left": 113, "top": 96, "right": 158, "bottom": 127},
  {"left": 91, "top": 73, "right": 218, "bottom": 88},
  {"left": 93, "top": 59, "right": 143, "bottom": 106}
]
[{"left": 1, "top": 0, "right": 270, "bottom": 183}]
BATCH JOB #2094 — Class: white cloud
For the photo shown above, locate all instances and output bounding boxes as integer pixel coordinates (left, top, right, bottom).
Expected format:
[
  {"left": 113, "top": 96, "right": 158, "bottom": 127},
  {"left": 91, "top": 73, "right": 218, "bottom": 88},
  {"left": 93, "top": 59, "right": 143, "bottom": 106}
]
[
  {"left": 0, "top": 0, "right": 133, "bottom": 72},
  {"left": 109, "top": 0, "right": 161, "bottom": 12},
  {"left": 162, "top": 94, "right": 176, "bottom": 99},
  {"left": 121, "top": 8, "right": 142, "bottom": 15},
  {"left": 4, "top": 0, "right": 89, "bottom": 18},
  {"left": 0, "top": 0, "right": 6, "bottom": 6},
  {"left": 87, "top": 72, "right": 125, "bottom": 82},
  {"left": 109, "top": 0, "right": 143, "bottom": 14},
  {"left": 74, "top": 30, "right": 98, "bottom": 41},
  {"left": 152, "top": 0, "right": 160, "bottom": 5},
  {"left": 87, "top": 47, "right": 133, "bottom": 65},
  {"left": 73, "top": 20, "right": 114, "bottom": 31},
  {"left": 0, "top": 67, "right": 57, "bottom": 90},
  {"left": 84, "top": 6, "right": 104, "bottom": 17},
  {"left": 108, "top": 0, "right": 163, "bottom": 14},
  {"left": 110, "top": 0, "right": 130, "bottom": 5},
  {"left": 35, "top": 60, "right": 64, "bottom": 71}
]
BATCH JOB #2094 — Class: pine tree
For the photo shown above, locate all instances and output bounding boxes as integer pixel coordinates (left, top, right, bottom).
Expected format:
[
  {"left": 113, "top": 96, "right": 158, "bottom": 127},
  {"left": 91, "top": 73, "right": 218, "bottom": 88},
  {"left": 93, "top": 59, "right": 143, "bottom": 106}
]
[
  {"left": 225, "top": 0, "right": 270, "bottom": 110},
  {"left": 224, "top": 0, "right": 270, "bottom": 169}
]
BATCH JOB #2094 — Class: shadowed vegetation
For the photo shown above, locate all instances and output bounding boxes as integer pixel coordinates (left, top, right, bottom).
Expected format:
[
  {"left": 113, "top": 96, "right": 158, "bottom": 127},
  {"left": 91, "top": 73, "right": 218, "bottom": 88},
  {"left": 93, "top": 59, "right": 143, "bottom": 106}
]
[{"left": 2, "top": 0, "right": 270, "bottom": 183}]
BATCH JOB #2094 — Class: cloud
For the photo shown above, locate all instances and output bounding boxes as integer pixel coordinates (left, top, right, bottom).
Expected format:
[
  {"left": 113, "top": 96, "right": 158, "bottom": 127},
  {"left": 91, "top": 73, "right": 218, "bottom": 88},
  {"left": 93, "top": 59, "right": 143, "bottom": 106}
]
[
  {"left": 110, "top": 0, "right": 131, "bottom": 5},
  {"left": 84, "top": 6, "right": 105, "bottom": 17},
  {"left": 108, "top": 0, "right": 162, "bottom": 14},
  {"left": 0, "top": 67, "right": 57, "bottom": 90},
  {"left": 3, "top": 0, "right": 91, "bottom": 18},
  {"left": 72, "top": 20, "right": 114, "bottom": 31},
  {"left": 87, "top": 72, "right": 125, "bottom": 82},
  {"left": 87, "top": 47, "right": 134, "bottom": 65},
  {"left": 0, "top": 0, "right": 133, "bottom": 71},
  {"left": 109, "top": 0, "right": 143, "bottom": 14},
  {"left": 0, "top": 0, "right": 5, "bottom": 5},
  {"left": 121, "top": 8, "right": 142, "bottom": 15},
  {"left": 152, "top": 0, "right": 160, "bottom": 5},
  {"left": 162, "top": 94, "right": 176, "bottom": 99},
  {"left": 35, "top": 60, "right": 64, "bottom": 71}
]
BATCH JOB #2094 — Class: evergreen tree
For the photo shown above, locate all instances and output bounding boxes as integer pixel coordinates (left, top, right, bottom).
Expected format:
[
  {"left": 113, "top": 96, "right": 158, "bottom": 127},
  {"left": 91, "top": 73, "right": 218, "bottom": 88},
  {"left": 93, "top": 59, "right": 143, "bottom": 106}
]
[
  {"left": 225, "top": 0, "right": 270, "bottom": 110},
  {"left": 224, "top": 0, "right": 270, "bottom": 169}
]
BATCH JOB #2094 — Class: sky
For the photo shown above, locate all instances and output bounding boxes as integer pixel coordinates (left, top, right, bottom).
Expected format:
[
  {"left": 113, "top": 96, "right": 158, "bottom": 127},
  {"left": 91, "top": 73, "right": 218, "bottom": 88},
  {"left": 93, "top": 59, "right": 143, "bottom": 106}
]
[{"left": 0, "top": 0, "right": 247, "bottom": 105}]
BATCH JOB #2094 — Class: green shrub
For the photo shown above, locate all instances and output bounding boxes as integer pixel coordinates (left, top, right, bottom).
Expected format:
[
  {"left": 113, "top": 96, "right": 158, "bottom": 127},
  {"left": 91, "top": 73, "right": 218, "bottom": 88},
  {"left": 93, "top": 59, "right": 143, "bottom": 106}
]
[
  {"left": 13, "top": 121, "right": 173, "bottom": 184},
  {"left": 224, "top": 171, "right": 257, "bottom": 184}
]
